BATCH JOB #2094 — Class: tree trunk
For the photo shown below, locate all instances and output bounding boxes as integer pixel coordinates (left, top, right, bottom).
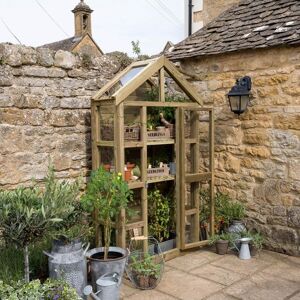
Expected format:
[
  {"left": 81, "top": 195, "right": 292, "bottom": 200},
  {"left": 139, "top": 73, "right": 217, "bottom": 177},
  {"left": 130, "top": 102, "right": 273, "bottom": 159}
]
[{"left": 24, "top": 245, "right": 30, "bottom": 282}]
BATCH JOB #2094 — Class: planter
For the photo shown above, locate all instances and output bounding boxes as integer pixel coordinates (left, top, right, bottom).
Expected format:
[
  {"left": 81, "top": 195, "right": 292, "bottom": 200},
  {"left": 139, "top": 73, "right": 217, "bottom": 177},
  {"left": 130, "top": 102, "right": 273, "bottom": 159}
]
[
  {"left": 86, "top": 247, "right": 128, "bottom": 290},
  {"left": 228, "top": 220, "right": 246, "bottom": 234},
  {"left": 131, "top": 271, "right": 160, "bottom": 289},
  {"left": 158, "top": 239, "right": 176, "bottom": 253},
  {"left": 125, "top": 170, "right": 132, "bottom": 182},
  {"left": 215, "top": 240, "right": 229, "bottom": 255},
  {"left": 249, "top": 244, "right": 259, "bottom": 257}
]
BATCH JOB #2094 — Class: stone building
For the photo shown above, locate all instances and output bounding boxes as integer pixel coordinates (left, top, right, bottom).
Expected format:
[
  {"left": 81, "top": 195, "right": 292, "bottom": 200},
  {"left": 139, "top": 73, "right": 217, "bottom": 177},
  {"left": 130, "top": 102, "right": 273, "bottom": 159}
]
[
  {"left": 40, "top": 0, "right": 103, "bottom": 57},
  {"left": 184, "top": 0, "right": 240, "bottom": 36},
  {"left": 170, "top": 0, "right": 300, "bottom": 255}
]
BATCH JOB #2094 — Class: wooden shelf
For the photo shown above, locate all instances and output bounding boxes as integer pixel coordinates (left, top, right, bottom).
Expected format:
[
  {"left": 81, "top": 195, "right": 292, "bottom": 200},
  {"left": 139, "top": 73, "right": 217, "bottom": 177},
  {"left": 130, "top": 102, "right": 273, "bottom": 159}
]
[
  {"left": 147, "top": 175, "right": 175, "bottom": 184},
  {"left": 147, "top": 139, "right": 175, "bottom": 146},
  {"left": 128, "top": 181, "right": 144, "bottom": 189}
]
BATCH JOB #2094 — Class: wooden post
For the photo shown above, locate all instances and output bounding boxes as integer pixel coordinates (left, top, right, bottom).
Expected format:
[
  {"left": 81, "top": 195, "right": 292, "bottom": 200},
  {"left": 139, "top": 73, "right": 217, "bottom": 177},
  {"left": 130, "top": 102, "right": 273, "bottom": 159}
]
[
  {"left": 159, "top": 68, "right": 165, "bottom": 102},
  {"left": 115, "top": 103, "right": 126, "bottom": 247},
  {"left": 190, "top": 111, "right": 200, "bottom": 243},
  {"left": 140, "top": 106, "right": 148, "bottom": 251}
]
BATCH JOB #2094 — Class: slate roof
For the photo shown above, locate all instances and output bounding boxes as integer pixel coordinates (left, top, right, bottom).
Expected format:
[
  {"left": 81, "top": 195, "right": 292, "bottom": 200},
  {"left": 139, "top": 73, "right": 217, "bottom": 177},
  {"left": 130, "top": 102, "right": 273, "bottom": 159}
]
[
  {"left": 39, "top": 36, "right": 83, "bottom": 52},
  {"left": 169, "top": 0, "right": 300, "bottom": 60}
]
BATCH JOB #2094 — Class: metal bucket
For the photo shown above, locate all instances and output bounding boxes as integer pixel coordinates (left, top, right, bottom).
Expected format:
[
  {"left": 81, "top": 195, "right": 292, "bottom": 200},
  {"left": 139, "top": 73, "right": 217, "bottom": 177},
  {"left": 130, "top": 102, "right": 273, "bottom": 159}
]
[
  {"left": 86, "top": 247, "right": 128, "bottom": 290},
  {"left": 96, "top": 272, "right": 121, "bottom": 300},
  {"left": 44, "top": 241, "right": 89, "bottom": 297}
]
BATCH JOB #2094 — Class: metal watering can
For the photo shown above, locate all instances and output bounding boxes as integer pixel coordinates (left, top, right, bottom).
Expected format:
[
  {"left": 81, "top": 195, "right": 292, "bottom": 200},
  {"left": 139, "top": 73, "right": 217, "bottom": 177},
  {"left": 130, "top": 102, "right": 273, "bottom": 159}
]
[
  {"left": 44, "top": 242, "right": 89, "bottom": 297},
  {"left": 83, "top": 272, "right": 121, "bottom": 300}
]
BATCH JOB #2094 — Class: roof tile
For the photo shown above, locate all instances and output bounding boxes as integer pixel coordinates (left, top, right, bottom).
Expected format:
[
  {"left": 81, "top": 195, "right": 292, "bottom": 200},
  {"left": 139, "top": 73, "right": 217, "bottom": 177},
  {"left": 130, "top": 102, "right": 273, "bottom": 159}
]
[{"left": 169, "top": 0, "right": 300, "bottom": 60}]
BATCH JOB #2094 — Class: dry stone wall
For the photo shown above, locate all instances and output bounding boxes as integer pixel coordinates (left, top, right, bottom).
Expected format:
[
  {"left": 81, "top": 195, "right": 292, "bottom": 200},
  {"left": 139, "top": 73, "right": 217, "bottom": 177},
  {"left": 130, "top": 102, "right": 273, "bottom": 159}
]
[
  {"left": 180, "top": 46, "right": 300, "bottom": 255},
  {"left": 0, "top": 43, "right": 124, "bottom": 189}
]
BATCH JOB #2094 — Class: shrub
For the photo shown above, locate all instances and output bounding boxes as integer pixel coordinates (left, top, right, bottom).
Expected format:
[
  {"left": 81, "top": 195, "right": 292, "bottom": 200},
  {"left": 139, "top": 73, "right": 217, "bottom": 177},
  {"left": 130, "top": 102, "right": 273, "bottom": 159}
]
[{"left": 0, "top": 279, "right": 81, "bottom": 300}]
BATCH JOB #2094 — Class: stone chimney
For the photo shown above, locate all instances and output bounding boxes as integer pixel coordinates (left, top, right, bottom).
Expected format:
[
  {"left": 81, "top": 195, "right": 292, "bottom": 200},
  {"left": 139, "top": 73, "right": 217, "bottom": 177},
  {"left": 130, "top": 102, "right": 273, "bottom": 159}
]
[
  {"left": 72, "top": 0, "right": 93, "bottom": 37},
  {"left": 196, "top": 0, "right": 240, "bottom": 26}
]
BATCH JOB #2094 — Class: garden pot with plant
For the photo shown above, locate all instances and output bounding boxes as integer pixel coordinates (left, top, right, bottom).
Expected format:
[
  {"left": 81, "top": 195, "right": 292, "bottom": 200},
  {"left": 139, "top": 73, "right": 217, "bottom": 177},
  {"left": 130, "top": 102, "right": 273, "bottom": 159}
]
[
  {"left": 82, "top": 167, "right": 132, "bottom": 289},
  {"left": 241, "top": 231, "right": 264, "bottom": 256},
  {"left": 0, "top": 167, "right": 79, "bottom": 283},
  {"left": 209, "top": 233, "right": 235, "bottom": 255},
  {"left": 148, "top": 189, "right": 175, "bottom": 252}
]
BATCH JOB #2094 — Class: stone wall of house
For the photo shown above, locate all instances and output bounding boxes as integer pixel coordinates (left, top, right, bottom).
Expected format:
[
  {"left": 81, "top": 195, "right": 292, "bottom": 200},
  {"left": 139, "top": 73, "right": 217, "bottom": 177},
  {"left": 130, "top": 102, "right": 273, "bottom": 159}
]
[
  {"left": 0, "top": 43, "right": 123, "bottom": 189},
  {"left": 196, "top": 0, "right": 240, "bottom": 27},
  {"left": 179, "top": 46, "right": 300, "bottom": 255}
]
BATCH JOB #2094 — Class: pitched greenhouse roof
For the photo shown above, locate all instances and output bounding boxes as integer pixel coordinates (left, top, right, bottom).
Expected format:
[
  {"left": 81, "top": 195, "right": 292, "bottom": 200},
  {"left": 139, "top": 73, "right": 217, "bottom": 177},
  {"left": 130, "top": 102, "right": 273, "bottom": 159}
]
[
  {"left": 169, "top": 0, "right": 300, "bottom": 60},
  {"left": 92, "top": 56, "right": 203, "bottom": 106}
]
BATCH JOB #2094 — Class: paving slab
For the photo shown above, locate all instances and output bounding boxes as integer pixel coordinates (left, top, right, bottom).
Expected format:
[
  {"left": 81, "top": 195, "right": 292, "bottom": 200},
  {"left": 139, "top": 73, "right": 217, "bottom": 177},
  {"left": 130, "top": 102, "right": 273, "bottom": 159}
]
[
  {"left": 211, "top": 254, "right": 272, "bottom": 275},
  {"left": 157, "top": 268, "right": 223, "bottom": 300},
  {"left": 205, "top": 292, "right": 240, "bottom": 300},
  {"left": 224, "top": 272, "right": 300, "bottom": 300},
  {"left": 190, "top": 263, "right": 246, "bottom": 286},
  {"left": 166, "top": 252, "right": 210, "bottom": 272},
  {"left": 262, "top": 261, "right": 300, "bottom": 283},
  {"left": 123, "top": 289, "right": 176, "bottom": 300},
  {"left": 289, "top": 291, "right": 300, "bottom": 300}
]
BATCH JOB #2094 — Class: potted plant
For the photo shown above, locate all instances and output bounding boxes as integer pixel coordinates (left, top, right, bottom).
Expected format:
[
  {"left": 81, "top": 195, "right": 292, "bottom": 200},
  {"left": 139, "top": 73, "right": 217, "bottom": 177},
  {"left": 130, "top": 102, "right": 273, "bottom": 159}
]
[
  {"left": 81, "top": 167, "right": 133, "bottom": 288},
  {"left": 148, "top": 190, "right": 175, "bottom": 252},
  {"left": 209, "top": 233, "right": 235, "bottom": 255},
  {"left": 128, "top": 253, "right": 163, "bottom": 289},
  {"left": 0, "top": 167, "right": 78, "bottom": 283},
  {"left": 241, "top": 231, "right": 264, "bottom": 256},
  {"left": 227, "top": 201, "right": 246, "bottom": 234}
]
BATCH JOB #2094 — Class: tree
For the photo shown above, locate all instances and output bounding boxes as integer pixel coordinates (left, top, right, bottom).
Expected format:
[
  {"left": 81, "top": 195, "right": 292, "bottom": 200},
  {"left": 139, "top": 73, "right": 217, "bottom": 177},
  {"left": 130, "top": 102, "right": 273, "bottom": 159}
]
[
  {"left": 0, "top": 168, "right": 79, "bottom": 282},
  {"left": 131, "top": 40, "right": 141, "bottom": 58}
]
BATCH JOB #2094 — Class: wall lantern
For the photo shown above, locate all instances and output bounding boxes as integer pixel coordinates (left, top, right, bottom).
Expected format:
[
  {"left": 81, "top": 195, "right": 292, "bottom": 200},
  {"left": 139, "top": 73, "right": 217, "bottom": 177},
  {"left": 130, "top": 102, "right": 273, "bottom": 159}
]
[{"left": 227, "top": 76, "right": 252, "bottom": 115}]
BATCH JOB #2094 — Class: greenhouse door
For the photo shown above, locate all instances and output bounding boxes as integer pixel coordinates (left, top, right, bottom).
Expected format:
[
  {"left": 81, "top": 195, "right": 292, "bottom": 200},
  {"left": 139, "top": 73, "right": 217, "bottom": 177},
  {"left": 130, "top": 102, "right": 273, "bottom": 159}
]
[{"left": 176, "top": 108, "right": 215, "bottom": 250}]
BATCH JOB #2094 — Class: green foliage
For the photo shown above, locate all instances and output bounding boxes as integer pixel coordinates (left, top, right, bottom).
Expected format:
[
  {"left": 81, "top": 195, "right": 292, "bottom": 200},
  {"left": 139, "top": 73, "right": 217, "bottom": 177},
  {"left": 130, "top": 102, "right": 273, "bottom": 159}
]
[
  {"left": 131, "top": 40, "right": 141, "bottom": 57},
  {"left": 81, "top": 53, "right": 92, "bottom": 68},
  {"left": 200, "top": 190, "right": 246, "bottom": 233},
  {"left": 81, "top": 167, "right": 133, "bottom": 259},
  {"left": 0, "top": 167, "right": 80, "bottom": 281},
  {"left": 145, "top": 87, "right": 186, "bottom": 128},
  {"left": 241, "top": 230, "right": 264, "bottom": 251},
  {"left": 148, "top": 190, "right": 170, "bottom": 242},
  {"left": 208, "top": 232, "right": 237, "bottom": 245},
  {"left": 0, "top": 279, "right": 81, "bottom": 300},
  {"left": 131, "top": 254, "right": 161, "bottom": 279}
]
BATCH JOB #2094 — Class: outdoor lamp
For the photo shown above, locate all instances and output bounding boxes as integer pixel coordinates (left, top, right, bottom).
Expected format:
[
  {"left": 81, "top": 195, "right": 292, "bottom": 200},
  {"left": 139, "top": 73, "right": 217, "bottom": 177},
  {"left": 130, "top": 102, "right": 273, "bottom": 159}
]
[{"left": 227, "top": 76, "right": 252, "bottom": 115}]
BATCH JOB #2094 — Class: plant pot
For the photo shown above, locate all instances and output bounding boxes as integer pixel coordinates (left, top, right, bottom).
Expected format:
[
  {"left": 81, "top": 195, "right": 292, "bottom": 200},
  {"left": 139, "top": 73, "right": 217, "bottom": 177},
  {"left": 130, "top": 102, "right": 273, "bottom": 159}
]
[
  {"left": 104, "top": 164, "right": 111, "bottom": 172},
  {"left": 157, "top": 239, "right": 176, "bottom": 253},
  {"left": 86, "top": 247, "right": 128, "bottom": 290},
  {"left": 228, "top": 220, "right": 246, "bottom": 234},
  {"left": 126, "top": 163, "right": 135, "bottom": 171},
  {"left": 216, "top": 240, "right": 229, "bottom": 255},
  {"left": 124, "top": 170, "right": 132, "bottom": 182},
  {"left": 249, "top": 244, "right": 258, "bottom": 257}
]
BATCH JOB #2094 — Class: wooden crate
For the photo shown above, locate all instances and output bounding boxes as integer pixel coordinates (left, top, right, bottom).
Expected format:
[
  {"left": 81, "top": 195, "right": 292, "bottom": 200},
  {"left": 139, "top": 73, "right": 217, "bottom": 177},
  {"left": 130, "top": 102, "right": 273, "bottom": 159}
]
[
  {"left": 101, "top": 124, "right": 140, "bottom": 141},
  {"left": 147, "top": 128, "right": 171, "bottom": 140},
  {"left": 147, "top": 164, "right": 170, "bottom": 178}
]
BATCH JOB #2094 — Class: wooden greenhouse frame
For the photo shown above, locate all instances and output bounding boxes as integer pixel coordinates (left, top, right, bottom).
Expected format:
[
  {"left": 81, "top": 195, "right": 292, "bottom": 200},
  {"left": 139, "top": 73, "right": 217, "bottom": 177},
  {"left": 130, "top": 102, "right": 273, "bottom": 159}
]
[{"left": 91, "top": 55, "right": 215, "bottom": 260}]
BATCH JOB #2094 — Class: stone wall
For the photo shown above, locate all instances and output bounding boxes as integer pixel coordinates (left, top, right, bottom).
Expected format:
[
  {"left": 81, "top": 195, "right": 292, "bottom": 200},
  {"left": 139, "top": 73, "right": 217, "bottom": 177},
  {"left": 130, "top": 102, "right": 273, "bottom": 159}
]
[
  {"left": 0, "top": 43, "right": 123, "bottom": 189},
  {"left": 196, "top": 0, "right": 240, "bottom": 27},
  {"left": 179, "top": 46, "right": 300, "bottom": 255}
]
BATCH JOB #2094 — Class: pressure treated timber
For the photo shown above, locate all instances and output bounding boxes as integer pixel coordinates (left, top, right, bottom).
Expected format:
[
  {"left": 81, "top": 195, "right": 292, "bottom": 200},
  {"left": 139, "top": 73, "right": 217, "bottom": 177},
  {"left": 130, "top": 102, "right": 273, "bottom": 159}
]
[
  {"left": 209, "top": 109, "right": 215, "bottom": 237},
  {"left": 185, "top": 172, "right": 212, "bottom": 183},
  {"left": 182, "top": 240, "right": 210, "bottom": 250},
  {"left": 128, "top": 181, "right": 144, "bottom": 189},
  {"left": 159, "top": 68, "right": 165, "bottom": 102},
  {"left": 147, "top": 175, "right": 175, "bottom": 184},
  {"left": 147, "top": 140, "right": 175, "bottom": 146},
  {"left": 163, "top": 248, "right": 180, "bottom": 262},
  {"left": 185, "top": 208, "right": 198, "bottom": 216},
  {"left": 124, "top": 101, "right": 199, "bottom": 108},
  {"left": 125, "top": 221, "right": 145, "bottom": 230}
]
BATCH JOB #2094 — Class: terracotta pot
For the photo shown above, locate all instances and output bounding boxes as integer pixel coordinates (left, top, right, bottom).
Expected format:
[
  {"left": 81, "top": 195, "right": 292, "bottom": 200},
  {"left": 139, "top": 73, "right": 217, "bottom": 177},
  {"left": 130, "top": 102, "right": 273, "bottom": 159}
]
[
  {"left": 124, "top": 170, "right": 132, "bottom": 182},
  {"left": 103, "top": 164, "right": 111, "bottom": 172},
  {"left": 216, "top": 240, "right": 229, "bottom": 255},
  {"left": 126, "top": 163, "right": 135, "bottom": 171}
]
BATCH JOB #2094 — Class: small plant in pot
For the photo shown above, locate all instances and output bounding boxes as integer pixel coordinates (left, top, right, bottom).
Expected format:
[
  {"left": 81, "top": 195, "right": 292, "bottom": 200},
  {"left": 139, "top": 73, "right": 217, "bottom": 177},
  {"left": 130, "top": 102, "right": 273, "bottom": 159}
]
[
  {"left": 241, "top": 231, "right": 264, "bottom": 256},
  {"left": 227, "top": 201, "right": 246, "bottom": 234},
  {"left": 81, "top": 167, "right": 133, "bottom": 288},
  {"left": 129, "top": 253, "right": 162, "bottom": 289},
  {"left": 209, "top": 233, "right": 235, "bottom": 255}
]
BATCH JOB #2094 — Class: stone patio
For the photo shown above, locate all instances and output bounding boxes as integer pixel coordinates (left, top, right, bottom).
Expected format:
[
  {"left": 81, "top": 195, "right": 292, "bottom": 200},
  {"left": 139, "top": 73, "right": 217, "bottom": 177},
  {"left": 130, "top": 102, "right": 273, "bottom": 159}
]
[{"left": 121, "top": 248, "right": 300, "bottom": 300}]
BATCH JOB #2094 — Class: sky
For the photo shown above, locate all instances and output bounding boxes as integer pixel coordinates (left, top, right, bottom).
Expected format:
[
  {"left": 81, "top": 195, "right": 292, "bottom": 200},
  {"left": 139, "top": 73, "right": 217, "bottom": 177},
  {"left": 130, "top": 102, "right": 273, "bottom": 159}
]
[{"left": 0, "top": 0, "right": 185, "bottom": 56}]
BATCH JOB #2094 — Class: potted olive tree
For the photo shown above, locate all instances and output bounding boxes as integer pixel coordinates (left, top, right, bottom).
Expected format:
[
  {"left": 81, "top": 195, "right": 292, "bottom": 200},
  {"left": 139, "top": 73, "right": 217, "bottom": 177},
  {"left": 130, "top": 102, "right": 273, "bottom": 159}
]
[
  {"left": 81, "top": 167, "right": 133, "bottom": 288},
  {"left": 0, "top": 168, "right": 78, "bottom": 282}
]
